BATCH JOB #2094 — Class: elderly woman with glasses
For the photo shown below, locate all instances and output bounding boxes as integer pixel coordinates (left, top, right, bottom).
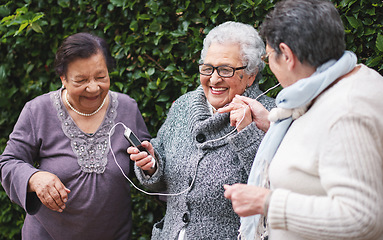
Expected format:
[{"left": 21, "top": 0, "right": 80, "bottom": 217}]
[
  {"left": 223, "top": 0, "right": 383, "bottom": 239},
  {"left": 128, "top": 21, "right": 275, "bottom": 239}
]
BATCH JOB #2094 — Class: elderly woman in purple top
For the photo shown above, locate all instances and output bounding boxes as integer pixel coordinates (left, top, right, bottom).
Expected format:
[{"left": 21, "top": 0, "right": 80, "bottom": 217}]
[{"left": 0, "top": 32, "right": 151, "bottom": 239}]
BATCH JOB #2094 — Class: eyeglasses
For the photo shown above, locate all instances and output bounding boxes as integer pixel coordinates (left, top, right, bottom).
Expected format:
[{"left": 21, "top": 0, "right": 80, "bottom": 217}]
[
  {"left": 199, "top": 64, "right": 247, "bottom": 78},
  {"left": 261, "top": 50, "right": 275, "bottom": 64}
]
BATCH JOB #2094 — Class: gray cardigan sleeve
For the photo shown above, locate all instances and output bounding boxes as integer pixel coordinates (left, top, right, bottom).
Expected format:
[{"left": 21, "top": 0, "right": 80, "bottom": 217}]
[{"left": 133, "top": 100, "right": 179, "bottom": 192}]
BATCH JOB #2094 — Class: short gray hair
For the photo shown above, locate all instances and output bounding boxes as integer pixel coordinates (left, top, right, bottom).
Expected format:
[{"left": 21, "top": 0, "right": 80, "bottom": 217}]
[
  {"left": 260, "top": 0, "right": 345, "bottom": 67},
  {"left": 199, "top": 21, "right": 265, "bottom": 77}
]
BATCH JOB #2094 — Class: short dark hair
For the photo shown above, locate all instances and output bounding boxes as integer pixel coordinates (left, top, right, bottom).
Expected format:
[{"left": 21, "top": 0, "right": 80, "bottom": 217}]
[
  {"left": 54, "top": 32, "right": 115, "bottom": 77},
  {"left": 259, "top": 0, "right": 345, "bottom": 67}
]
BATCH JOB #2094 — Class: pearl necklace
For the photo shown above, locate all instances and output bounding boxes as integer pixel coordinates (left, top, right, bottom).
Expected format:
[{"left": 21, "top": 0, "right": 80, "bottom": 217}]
[{"left": 64, "top": 91, "right": 108, "bottom": 117}]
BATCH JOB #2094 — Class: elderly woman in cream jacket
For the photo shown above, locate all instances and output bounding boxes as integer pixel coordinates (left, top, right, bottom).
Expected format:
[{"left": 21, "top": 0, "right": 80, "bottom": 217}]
[{"left": 223, "top": 1, "right": 383, "bottom": 240}]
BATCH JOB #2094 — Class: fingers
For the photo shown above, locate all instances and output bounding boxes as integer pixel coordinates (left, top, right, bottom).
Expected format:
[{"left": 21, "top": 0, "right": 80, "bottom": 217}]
[
  {"left": 223, "top": 184, "right": 233, "bottom": 200},
  {"left": 239, "top": 106, "right": 253, "bottom": 130},
  {"left": 127, "top": 146, "right": 150, "bottom": 162},
  {"left": 217, "top": 104, "right": 235, "bottom": 113},
  {"left": 224, "top": 183, "right": 252, "bottom": 217},
  {"left": 28, "top": 171, "right": 70, "bottom": 212},
  {"left": 217, "top": 98, "right": 247, "bottom": 113},
  {"left": 141, "top": 141, "right": 155, "bottom": 156},
  {"left": 233, "top": 95, "right": 255, "bottom": 105},
  {"left": 57, "top": 182, "right": 70, "bottom": 205},
  {"left": 127, "top": 141, "right": 154, "bottom": 157},
  {"left": 228, "top": 105, "right": 252, "bottom": 131},
  {"left": 135, "top": 155, "right": 155, "bottom": 170},
  {"left": 228, "top": 107, "right": 244, "bottom": 126},
  {"left": 127, "top": 146, "right": 141, "bottom": 156},
  {"left": 43, "top": 182, "right": 68, "bottom": 212},
  {"left": 234, "top": 95, "right": 267, "bottom": 117},
  {"left": 217, "top": 98, "right": 252, "bottom": 131},
  {"left": 230, "top": 95, "right": 271, "bottom": 132},
  {"left": 41, "top": 182, "right": 66, "bottom": 212},
  {"left": 224, "top": 183, "right": 242, "bottom": 198},
  {"left": 224, "top": 183, "right": 269, "bottom": 217},
  {"left": 128, "top": 143, "right": 156, "bottom": 173}
]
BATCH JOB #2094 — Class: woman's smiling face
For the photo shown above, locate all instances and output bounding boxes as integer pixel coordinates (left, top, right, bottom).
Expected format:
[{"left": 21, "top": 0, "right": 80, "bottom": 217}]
[
  {"left": 61, "top": 52, "right": 110, "bottom": 114},
  {"left": 200, "top": 42, "right": 254, "bottom": 110}
]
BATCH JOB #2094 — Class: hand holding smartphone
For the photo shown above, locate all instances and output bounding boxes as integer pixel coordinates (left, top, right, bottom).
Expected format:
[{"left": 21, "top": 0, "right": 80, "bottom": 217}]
[{"left": 124, "top": 127, "right": 156, "bottom": 169}]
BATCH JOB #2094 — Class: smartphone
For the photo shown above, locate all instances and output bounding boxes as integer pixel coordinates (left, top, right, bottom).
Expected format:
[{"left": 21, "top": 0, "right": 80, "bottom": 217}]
[{"left": 124, "top": 127, "right": 150, "bottom": 154}]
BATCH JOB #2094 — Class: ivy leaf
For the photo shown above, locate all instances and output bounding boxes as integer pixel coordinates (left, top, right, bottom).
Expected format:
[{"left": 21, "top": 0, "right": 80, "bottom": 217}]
[
  {"left": 346, "top": 15, "right": 361, "bottom": 29},
  {"left": 148, "top": 81, "right": 157, "bottom": 90},
  {"left": 110, "top": 0, "right": 124, "bottom": 7},
  {"left": 376, "top": 33, "right": 383, "bottom": 52},
  {"left": 14, "top": 22, "right": 28, "bottom": 36},
  {"left": 31, "top": 22, "right": 43, "bottom": 33},
  {"left": 137, "top": 14, "right": 151, "bottom": 21},
  {"left": 57, "top": 0, "right": 70, "bottom": 8},
  {"left": 155, "top": 104, "right": 163, "bottom": 116},
  {"left": 129, "top": 20, "right": 138, "bottom": 32},
  {"left": 31, "top": 13, "right": 44, "bottom": 22},
  {"left": 147, "top": 68, "right": 155, "bottom": 76},
  {"left": 156, "top": 94, "right": 170, "bottom": 102},
  {"left": 114, "top": 82, "right": 123, "bottom": 91},
  {"left": 366, "top": 55, "right": 383, "bottom": 67},
  {"left": 149, "top": 21, "right": 161, "bottom": 32},
  {"left": 164, "top": 65, "right": 176, "bottom": 72}
]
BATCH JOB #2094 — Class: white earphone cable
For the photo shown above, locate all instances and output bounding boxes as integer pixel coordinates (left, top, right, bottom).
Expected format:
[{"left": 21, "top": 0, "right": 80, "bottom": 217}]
[
  {"left": 109, "top": 83, "right": 280, "bottom": 196},
  {"left": 109, "top": 122, "right": 196, "bottom": 196}
]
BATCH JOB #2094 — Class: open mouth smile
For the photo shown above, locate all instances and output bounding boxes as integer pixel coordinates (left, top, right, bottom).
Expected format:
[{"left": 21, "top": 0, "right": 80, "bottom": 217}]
[{"left": 210, "top": 87, "right": 228, "bottom": 94}]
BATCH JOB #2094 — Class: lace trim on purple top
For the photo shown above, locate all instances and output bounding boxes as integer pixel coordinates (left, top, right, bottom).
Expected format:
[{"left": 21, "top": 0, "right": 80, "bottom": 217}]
[{"left": 50, "top": 90, "right": 118, "bottom": 174}]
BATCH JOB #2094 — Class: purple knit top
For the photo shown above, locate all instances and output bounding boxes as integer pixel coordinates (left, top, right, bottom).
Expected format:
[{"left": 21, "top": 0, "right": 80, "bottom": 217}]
[{"left": 0, "top": 89, "right": 151, "bottom": 240}]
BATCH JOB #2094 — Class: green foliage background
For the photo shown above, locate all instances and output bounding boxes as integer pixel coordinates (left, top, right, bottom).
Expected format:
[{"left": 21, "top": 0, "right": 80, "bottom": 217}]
[{"left": 0, "top": 0, "right": 382, "bottom": 239}]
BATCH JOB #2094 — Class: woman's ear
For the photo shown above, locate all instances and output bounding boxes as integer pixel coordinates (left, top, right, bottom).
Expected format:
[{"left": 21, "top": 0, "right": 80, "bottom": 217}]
[
  {"left": 247, "top": 68, "right": 258, "bottom": 87},
  {"left": 279, "top": 43, "right": 297, "bottom": 71},
  {"left": 60, "top": 76, "right": 66, "bottom": 89}
]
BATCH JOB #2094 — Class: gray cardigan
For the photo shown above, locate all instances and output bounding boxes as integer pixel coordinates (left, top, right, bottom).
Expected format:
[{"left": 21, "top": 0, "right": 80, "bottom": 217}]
[{"left": 135, "top": 84, "right": 275, "bottom": 240}]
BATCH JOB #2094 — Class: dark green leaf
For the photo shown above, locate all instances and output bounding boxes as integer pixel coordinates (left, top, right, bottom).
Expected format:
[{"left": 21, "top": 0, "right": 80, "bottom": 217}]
[
  {"left": 346, "top": 15, "right": 361, "bottom": 29},
  {"left": 31, "top": 22, "right": 43, "bottom": 33},
  {"left": 376, "top": 33, "right": 383, "bottom": 52}
]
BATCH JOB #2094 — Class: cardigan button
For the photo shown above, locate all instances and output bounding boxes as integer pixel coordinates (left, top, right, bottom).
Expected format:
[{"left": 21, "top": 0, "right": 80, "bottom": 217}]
[
  {"left": 182, "top": 213, "right": 190, "bottom": 223},
  {"left": 196, "top": 133, "right": 206, "bottom": 143}
]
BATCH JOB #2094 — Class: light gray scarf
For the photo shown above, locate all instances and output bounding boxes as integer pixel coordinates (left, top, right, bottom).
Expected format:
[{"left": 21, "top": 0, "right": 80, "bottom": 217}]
[{"left": 239, "top": 51, "right": 357, "bottom": 239}]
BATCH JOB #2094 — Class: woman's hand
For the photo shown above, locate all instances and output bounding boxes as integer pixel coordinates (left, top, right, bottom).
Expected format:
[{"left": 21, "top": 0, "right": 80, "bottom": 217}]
[
  {"left": 127, "top": 140, "right": 156, "bottom": 176},
  {"left": 28, "top": 171, "right": 71, "bottom": 213},
  {"left": 218, "top": 99, "right": 253, "bottom": 132},
  {"left": 219, "top": 95, "right": 270, "bottom": 132},
  {"left": 224, "top": 183, "right": 270, "bottom": 217}
]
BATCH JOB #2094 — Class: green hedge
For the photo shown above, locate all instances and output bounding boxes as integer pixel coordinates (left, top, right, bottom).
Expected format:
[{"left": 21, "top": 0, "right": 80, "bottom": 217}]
[{"left": 0, "top": 0, "right": 382, "bottom": 239}]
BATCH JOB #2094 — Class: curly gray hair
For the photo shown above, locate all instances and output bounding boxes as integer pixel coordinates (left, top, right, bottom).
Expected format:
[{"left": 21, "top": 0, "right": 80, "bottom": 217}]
[{"left": 199, "top": 21, "right": 265, "bottom": 78}]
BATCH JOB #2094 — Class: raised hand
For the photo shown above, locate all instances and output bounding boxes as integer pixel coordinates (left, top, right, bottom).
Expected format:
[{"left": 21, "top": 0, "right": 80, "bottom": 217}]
[
  {"left": 127, "top": 140, "right": 156, "bottom": 175},
  {"left": 219, "top": 95, "right": 270, "bottom": 132},
  {"left": 217, "top": 99, "right": 253, "bottom": 132}
]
